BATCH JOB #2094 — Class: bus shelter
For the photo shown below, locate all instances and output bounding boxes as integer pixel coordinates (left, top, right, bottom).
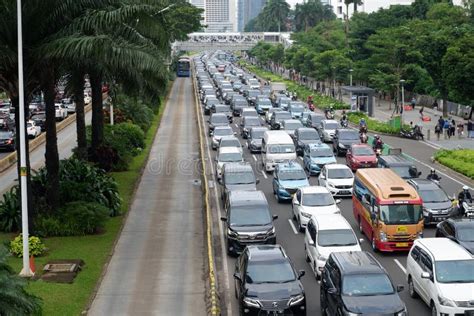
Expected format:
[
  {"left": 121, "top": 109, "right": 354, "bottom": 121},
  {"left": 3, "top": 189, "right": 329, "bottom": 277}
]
[{"left": 342, "top": 86, "right": 375, "bottom": 117}]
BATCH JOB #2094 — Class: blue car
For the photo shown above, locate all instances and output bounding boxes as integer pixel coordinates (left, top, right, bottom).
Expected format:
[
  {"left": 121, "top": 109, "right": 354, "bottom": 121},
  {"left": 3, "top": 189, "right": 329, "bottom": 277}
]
[
  {"left": 255, "top": 97, "right": 272, "bottom": 115},
  {"left": 303, "top": 143, "right": 337, "bottom": 176},
  {"left": 288, "top": 102, "right": 305, "bottom": 119},
  {"left": 272, "top": 162, "right": 309, "bottom": 203}
]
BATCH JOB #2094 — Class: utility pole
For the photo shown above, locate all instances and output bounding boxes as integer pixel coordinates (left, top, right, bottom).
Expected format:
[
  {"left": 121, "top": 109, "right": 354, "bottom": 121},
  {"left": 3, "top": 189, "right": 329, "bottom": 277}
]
[
  {"left": 17, "top": 0, "right": 33, "bottom": 277},
  {"left": 400, "top": 79, "right": 405, "bottom": 126}
]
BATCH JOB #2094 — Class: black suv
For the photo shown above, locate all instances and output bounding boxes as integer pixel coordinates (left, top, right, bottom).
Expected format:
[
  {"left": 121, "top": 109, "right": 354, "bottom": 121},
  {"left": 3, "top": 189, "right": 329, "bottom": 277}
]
[
  {"left": 293, "top": 127, "right": 321, "bottom": 156},
  {"left": 332, "top": 129, "right": 360, "bottom": 156},
  {"left": 436, "top": 218, "right": 474, "bottom": 254},
  {"left": 234, "top": 245, "right": 306, "bottom": 316},
  {"left": 320, "top": 251, "right": 406, "bottom": 316},
  {"left": 240, "top": 116, "right": 262, "bottom": 139},
  {"left": 221, "top": 191, "right": 277, "bottom": 255}
]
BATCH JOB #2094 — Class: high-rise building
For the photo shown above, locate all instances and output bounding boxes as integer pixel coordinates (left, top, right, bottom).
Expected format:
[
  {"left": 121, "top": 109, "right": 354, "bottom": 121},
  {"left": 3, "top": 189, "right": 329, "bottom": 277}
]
[
  {"left": 237, "top": 0, "right": 267, "bottom": 32},
  {"left": 204, "top": 0, "right": 237, "bottom": 33}
]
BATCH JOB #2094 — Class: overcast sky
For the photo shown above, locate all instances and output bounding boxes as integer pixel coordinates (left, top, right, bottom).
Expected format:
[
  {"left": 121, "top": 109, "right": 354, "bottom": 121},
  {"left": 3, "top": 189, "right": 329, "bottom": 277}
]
[{"left": 286, "top": 0, "right": 304, "bottom": 7}]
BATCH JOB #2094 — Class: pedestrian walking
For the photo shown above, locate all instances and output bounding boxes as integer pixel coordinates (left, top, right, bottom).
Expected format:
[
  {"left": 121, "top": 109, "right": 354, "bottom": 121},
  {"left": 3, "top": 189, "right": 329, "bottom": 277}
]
[
  {"left": 457, "top": 122, "right": 464, "bottom": 137},
  {"left": 450, "top": 119, "right": 456, "bottom": 137},
  {"left": 438, "top": 116, "right": 444, "bottom": 128},
  {"left": 411, "top": 97, "right": 416, "bottom": 110},
  {"left": 432, "top": 100, "right": 439, "bottom": 111},
  {"left": 468, "top": 120, "right": 473, "bottom": 138},
  {"left": 444, "top": 119, "right": 451, "bottom": 138},
  {"left": 419, "top": 106, "right": 424, "bottom": 119},
  {"left": 435, "top": 123, "right": 442, "bottom": 140}
]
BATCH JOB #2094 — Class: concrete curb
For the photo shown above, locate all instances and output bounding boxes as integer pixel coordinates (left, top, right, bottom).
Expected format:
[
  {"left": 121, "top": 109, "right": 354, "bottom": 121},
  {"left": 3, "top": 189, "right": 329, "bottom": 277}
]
[{"left": 0, "top": 104, "right": 92, "bottom": 173}]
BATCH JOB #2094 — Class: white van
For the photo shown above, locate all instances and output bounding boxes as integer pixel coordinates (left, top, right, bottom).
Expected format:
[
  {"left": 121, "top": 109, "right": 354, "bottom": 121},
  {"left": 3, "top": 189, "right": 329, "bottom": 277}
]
[{"left": 261, "top": 130, "right": 296, "bottom": 172}]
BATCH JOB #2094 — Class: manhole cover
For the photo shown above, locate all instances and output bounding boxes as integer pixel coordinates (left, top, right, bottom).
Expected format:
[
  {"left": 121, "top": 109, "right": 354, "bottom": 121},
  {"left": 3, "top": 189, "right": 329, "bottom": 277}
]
[
  {"left": 192, "top": 179, "right": 201, "bottom": 186},
  {"left": 44, "top": 263, "right": 78, "bottom": 273}
]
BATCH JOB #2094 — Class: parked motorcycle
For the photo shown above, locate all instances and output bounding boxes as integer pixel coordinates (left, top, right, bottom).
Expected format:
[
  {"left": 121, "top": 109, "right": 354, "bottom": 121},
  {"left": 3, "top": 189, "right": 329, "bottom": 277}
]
[{"left": 400, "top": 127, "right": 424, "bottom": 140}]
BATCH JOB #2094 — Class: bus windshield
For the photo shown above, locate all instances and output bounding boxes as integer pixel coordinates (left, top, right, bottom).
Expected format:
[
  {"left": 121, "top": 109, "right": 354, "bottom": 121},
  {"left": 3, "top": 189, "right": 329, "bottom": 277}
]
[{"left": 379, "top": 204, "right": 422, "bottom": 225}]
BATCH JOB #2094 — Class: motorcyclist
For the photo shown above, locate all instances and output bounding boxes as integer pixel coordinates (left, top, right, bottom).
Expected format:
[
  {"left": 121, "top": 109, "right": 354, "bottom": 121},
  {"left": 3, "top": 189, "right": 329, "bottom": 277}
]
[
  {"left": 372, "top": 135, "right": 383, "bottom": 151},
  {"left": 325, "top": 106, "right": 334, "bottom": 118},
  {"left": 427, "top": 169, "right": 441, "bottom": 182},
  {"left": 307, "top": 95, "right": 313, "bottom": 105},
  {"left": 340, "top": 110, "right": 348, "bottom": 127},
  {"left": 458, "top": 185, "right": 473, "bottom": 216}
]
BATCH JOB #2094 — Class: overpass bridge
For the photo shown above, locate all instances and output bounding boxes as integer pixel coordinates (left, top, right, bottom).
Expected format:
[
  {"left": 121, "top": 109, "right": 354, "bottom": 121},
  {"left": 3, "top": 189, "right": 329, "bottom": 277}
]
[{"left": 173, "top": 32, "right": 293, "bottom": 53}]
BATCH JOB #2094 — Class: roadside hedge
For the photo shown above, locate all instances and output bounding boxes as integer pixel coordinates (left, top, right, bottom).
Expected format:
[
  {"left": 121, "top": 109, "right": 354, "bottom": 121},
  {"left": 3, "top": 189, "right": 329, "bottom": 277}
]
[
  {"left": 434, "top": 149, "right": 474, "bottom": 179},
  {"left": 347, "top": 112, "right": 406, "bottom": 135}
]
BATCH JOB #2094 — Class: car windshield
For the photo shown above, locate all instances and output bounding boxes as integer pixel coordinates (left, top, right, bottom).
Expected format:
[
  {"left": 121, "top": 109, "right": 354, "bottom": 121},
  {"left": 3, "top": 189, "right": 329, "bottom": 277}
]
[
  {"left": 339, "top": 131, "right": 359, "bottom": 140},
  {"left": 327, "top": 168, "right": 353, "bottom": 179},
  {"left": 311, "top": 148, "right": 333, "bottom": 158},
  {"left": 215, "top": 106, "right": 229, "bottom": 113},
  {"left": 342, "top": 274, "right": 394, "bottom": 296},
  {"left": 457, "top": 228, "right": 474, "bottom": 242},
  {"left": 379, "top": 204, "right": 423, "bottom": 225},
  {"left": 300, "top": 130, "right": 319, "bottom": 140},
  {"left": 352, "top": 147, "right": 374, "bottom": 156},
  {"left": 303, "top": 193, "right": 334, "bottom": 207},
  {"left": 268, "top": 145, "right": 295, "bottom": 154},
  {"left": 258, "top": 100, "right": 271, "bottom": 106},
  {"left": 221, "top": 139, "right": 240, "bottom": 147},
  {"left": 27, "top": 123, "right": 32, "bottom": 128},
  {"left": 229, "top": 207, "right": 271, "bottom": 227},
  {"left": 248, "top": 91, "right": 259, "bottom": 97},
  {"left": 218, "top": 152, "right": 242, "bottom": 162},
  {"left": 0, "top": 131, "right": 12, "bottom": 138},
  {"left": 391, "top": 166, "right": 412, "bottom": 179},
  {"left": 284, "top": 122, "right": 303, "bottom": 130},
  {"left": 290, "top": 105, "right": 304, "bottom": 112},
  {"left": 318, "top": 229, "right": 358, "bottom": 247},
  {"left": 246, "top": 260, "right": 296, "bottom": 284},
  {"left": 226, "top": 172, "right": 255, "bottom": 185},
  {"left": 245, "top": 118, "right": 261, "bottom": 126},
  {"left": 435, "top": 260, "right": 474, "bottom": 283},
  {"left": 275, "top": 112, "right": 292, "bottom": 120},
  {"left": 279, "top": 169, "right": 307, "bottom": 181},
  {"left": 214, "top": 129, "right": 233, "bottom": 136},
  {"left": 312, "top": 116, "right": 324, "bottom": 124},
  {"left": 211, "top": 115, "right": 228, "bottom": 124},
  {"left": 419, "top": 188, "right": 449, "bottom": 203},
  {"left": 325, "top": 123, "right": 339, "bottom": 130},
  {"left": 251, "top": 130, "right": 265, "bottom": 139}
]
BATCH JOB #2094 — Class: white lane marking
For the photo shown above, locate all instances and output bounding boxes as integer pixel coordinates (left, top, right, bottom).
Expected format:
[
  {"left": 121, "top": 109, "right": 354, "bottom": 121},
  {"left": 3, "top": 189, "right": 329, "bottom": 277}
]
[
  {"left": 394, "top": 259, "right": 407, "bottom": 275},
  {"left": 252, "top": 154, "right": 257, "bottom": 161},
  {"left": 261, "top": 170, "right": 268, "bottom": 179},
  {"left": 421, "top": 140, "right": 441, "bottom": 150},
  {"left": 298, "top": 156, "right": 303, "bottom": 161},
  {"left": 288, "top": 219, "right": 298, "bottom": 235},
  {"left": 234, "top": 123, "right": 238, "bottom": 128}
]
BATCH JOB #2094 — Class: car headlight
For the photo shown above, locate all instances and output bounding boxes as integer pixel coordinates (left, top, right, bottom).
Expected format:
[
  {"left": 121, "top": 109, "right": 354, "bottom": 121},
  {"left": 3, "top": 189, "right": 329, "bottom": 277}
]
[
  {"left": 338, "top": 143, "right": 345, "bottom": 148},
  {"left": 379, "top": 231, "right": 387, "bottom": 242},
  {"left": 396, "top": 308, "right": 407, "bottom": 316},
  {"left": 327, "top": 182, "right": 335, "bottom": 188},
  {"left": 317, "top": 254, "right": 327, "bottom": 261},
  {"left": 423, "top": 207, "right": 432, "bottom": 216},
  {"left": 438, "top": 295, "right": 456, "bottom": 307},
  {"left": 243, "top": 297, "right": 261, "bottom": 308},
  {"left": 300, "top": 211, "right": 312, "bottom": 218},
  {"left": 267, "top": 227, "right": 275, "bottom": 236},
  {"left": 288, "top": 294, "right": 305, "bottom": 306},
  {"left": 227, "top": 229, "right": 238, "bottom": 238}
]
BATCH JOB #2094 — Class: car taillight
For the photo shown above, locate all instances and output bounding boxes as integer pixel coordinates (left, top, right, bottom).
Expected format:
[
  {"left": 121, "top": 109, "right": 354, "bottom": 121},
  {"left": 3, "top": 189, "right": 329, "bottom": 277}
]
[{"left": 6, "top": 139, "right": 12, "bottom": 144}]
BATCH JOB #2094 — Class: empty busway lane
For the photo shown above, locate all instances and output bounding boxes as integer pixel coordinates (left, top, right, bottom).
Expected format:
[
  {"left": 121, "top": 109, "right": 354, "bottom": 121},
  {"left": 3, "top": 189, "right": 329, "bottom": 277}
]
[{"left": 88, "top": 78, "right": 206, "bottom": 315}]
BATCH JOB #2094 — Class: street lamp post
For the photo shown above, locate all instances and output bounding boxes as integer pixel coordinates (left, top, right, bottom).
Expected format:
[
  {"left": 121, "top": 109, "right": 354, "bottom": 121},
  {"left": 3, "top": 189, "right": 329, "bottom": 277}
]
[
  {"left": 400, "top": 79, "right": 406, "bottom": 126},
  {"left": 17, "top": 0, "right": 33, "bottom": 277},
  {"left": 349, "top": 68, "right": 353, "bottom": 86}
]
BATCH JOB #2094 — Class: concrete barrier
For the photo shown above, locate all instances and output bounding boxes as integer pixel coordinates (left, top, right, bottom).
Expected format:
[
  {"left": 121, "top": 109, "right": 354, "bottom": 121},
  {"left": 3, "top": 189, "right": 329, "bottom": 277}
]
[{"left": 0, "top": 104, "right": 92, "bottom": 173}]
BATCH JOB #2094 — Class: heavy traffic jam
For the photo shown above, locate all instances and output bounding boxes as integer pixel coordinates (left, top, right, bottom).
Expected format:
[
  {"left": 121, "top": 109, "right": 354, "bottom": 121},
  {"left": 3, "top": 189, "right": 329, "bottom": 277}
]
[{"left": 192, "top": 52, "right": 473, "bottom": 316}]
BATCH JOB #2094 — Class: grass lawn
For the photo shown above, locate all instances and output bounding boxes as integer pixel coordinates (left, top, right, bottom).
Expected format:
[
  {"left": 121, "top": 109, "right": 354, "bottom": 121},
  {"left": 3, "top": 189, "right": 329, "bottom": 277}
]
[
  {"left": 0, "top": 89, "right": 167, "bottom": 315},
  {"left": 435, "top": 149, "right": 474, "bottom": 179},
  {"left": 238, "top": 60, "right": 349, "bottom": 110}
]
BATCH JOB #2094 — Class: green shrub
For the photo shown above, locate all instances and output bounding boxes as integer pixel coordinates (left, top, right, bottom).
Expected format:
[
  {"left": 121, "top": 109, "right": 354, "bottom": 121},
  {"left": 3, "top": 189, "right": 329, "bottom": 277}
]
[
  {"left": 107, "top": 123, "right": 145, "bottom": 153},
  {"left": 347, "top": 112, "right": 406, "bottom": 134},
  {"left": 435, "top": 149, "right": 474, "bottom": 179},
  {"left": 35, "top": 202, "right": 109, "bottom": 237},
  {"left": 0, "top": 186, "right": 21, "bottom": 232},
  {"left": 115, "top": 97, "right": 154, "bottom": 132},
  {"left": 10, "top": 235, "right": 45, "bottom": 257}
]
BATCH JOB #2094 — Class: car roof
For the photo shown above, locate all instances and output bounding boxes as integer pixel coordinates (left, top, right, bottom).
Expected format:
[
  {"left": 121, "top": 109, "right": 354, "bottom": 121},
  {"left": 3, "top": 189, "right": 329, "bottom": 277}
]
[
  {"left": 414, "top": 238, "right": 473, "bottom": 261},
  {"left": 338, "top": 128, "right": 358, "bottom": 133},
  {"left": 214, "top": 126, "right": 232, "bottom": 131},
  {"left": 218, "top": 146, "right": 241, "bottom": 154},
  {"left": 408, "top": 178, "right": 439, "bottom": 189},
  {"left": 223, "top": 162, "right": 253, "bottom": 172},
  {"left": 296, "top": 127, "right": 317, "bottom": 133},
  {"left": 277, "top": 161, "right": 304, "bottom": 172},
  {"left": 307, "top": 143, "right": 331, "bottom": 150},
  {"left": 325, "top": 163, "right": 350, "bottom": 170},
  {"left": 246, "top": 245, "right": 288, "bottom": 261},
  {"left": 300, "top": 186, "right": 331, "bottom": 194},
  {"left": 229, "top": 190, "right": 267, "bottom": 205},
  {"left": 446, "top": 218, "right": 474, "bottom": 229},
  {"left": 314, "top": 214, "right": 351, "bottom": 231},
  {"left": 332, "top": 251, "right": 384, "bottom": 275},
  {"left": 351, "top": 144, "right": 371, "bottom": 149},
  {"left": 283, "top": 119, "right": 302, "bottom": 124},
  {"left": 250, "top": 127, "right": 268, "bottom": 132},
  {"left": 211, "top": 113, "right": 227, "bottom": 118},
  {"left": 309, "top": 113, "right": 324, "bottom": 118},
  {"left": 220, "top": 135, "right": 239, "bottom": 142},
  {"left": 378, "top": 154, "right": 413, "bottom": 166},
  {"left": 322, "top": 119, "right": 338, "bottom": 125}
]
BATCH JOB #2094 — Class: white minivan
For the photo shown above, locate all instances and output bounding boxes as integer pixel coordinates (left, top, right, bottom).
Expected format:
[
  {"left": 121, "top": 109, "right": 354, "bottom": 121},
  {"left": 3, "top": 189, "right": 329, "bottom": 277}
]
[
  {"left": 261, "top": 130, "right": 296, "bottom": 172},
  {"left": 304, "top": 214, "right": 361, "bottom": 280},
  {"left": 406, "top": 238, "right": 474, "bottom": 316}
]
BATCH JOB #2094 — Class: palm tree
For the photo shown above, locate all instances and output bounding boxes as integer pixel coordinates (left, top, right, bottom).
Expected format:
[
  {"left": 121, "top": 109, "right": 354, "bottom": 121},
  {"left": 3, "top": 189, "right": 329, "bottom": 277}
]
[
  {"left": 263, "top": 0, "right": 290, "bottom": 32},
  {"left": 0, "top": 246, "right": 42, "bottom": 315},
  {"left": 294, "top": 0, "right": 336, "bottom": 32}
]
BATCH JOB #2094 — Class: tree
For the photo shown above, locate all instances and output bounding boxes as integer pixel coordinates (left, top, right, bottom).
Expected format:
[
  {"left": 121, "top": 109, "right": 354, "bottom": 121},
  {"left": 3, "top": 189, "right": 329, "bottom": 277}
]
[
  {"left": 294, "top": 0, "right": 335, "bottom": 32},
  {"left": 0, "top": 246, "right": 42, "bottom": 315}
]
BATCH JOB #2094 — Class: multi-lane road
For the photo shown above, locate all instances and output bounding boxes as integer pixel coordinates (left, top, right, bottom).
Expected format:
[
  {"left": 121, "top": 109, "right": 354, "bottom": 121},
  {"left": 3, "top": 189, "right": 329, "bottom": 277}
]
[{"left": 191, "top": 69, "right": 473, "bottom": 315}]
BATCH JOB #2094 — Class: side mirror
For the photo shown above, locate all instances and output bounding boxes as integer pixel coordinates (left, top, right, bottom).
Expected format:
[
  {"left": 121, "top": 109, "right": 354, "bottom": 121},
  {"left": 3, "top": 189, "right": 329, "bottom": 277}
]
[
  {"left": 327, "top": 287, "right": 339, "bottom": 295},
  {"left": 273, "top": 215, "right": 279, "bottom": 220},
  {"left": 359, "top": 238, "right": 364, "bottom": 243},
  {"left": 336, "top": 199, "right": 342, "bottom": 204},
  {"left": 293, "top": 200, "right": 300, "bottom": 206},
  {"left": 308, "top": 240, "right": 315, "bottom": 246},
  {"left": 421, "top": 272, "right": 431, "bottom": 280},
  {"left": 220, "top": 216, "right": 227, "bottom": 222},
  {"left": 370, "top": 212, "right": 377, "bottom": 222},
  {"left": 396, "top": 285, "right": 405, "bottom": 292},
  {"left": 233, "top": 272, "right": 241, "bottom": 281},
  {"left": 297, "top": 270, "right": 305, "bottom": 279},
  {"left": 256, "top": 178, "right": 260, "bottom": 184}
]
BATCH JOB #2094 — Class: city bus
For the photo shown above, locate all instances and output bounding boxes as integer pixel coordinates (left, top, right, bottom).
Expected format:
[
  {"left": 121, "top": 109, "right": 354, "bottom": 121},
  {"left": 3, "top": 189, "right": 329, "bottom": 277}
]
[
  {"left": 176, "top": 57, "right": 190, "bottom": 77},
  {"left": 353, "top": 168, "right": 423, "bottom": 252}
]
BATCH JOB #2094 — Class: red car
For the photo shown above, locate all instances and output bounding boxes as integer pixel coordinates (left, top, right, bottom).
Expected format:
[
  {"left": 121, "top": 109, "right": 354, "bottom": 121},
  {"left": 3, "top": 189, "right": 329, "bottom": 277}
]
[{"left": 346, "top": 144, "right": 378, "bottom": 171}]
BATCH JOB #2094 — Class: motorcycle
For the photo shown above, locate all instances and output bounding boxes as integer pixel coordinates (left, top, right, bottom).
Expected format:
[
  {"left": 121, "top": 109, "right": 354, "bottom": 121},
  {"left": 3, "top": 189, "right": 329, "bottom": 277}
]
[
  {"left": 374, "top": 147, "right": 382, "bottom": 157},
  {"left": 325, "top": 109, "right": 335, "bottom": 120},
  {"left": 463, "top": 201, "right": 474, "bottom": 218},
  {"left": 427, "top": 175, "right": 441, "bottom": 185},
  {"left": 360, "top": 132, "right": 368, "bottom": 143},
  {"left": 400, "top": 127, "right": 424, "bottom": 140}
]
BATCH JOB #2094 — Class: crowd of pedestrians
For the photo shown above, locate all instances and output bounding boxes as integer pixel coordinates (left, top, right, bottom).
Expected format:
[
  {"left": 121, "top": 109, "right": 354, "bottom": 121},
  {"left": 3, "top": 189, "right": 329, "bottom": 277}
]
[{"left": 435, "top": 116, "right": 473, "bottom": 140}]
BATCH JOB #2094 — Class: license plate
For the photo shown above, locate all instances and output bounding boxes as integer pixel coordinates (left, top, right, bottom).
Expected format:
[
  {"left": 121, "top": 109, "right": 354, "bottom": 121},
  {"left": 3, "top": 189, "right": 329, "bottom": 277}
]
[
  {"left": 396, "top": 242, "right": 409, "bottom": 247},
  {"left": 340, "top": 191, "right": 350, "bottom": 194}
]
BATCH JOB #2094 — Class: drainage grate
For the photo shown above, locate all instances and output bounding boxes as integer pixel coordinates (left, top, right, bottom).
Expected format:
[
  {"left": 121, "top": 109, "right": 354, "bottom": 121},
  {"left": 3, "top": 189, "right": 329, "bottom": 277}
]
[{"left": 43, "top": 263, "right": 78, "bottom": 273}]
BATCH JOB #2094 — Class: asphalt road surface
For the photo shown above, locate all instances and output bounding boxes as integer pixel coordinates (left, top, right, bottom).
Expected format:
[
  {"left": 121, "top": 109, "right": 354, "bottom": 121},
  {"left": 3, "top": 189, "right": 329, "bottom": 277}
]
[
  {"left": 0, "top": 111, "right": 92, "bottom": 196},
  {"left": 193, "top": 72, "right": 474, "bottom": 316},
  {"left": 88, "top": 78, "right": 206, "bottom": 315}
]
